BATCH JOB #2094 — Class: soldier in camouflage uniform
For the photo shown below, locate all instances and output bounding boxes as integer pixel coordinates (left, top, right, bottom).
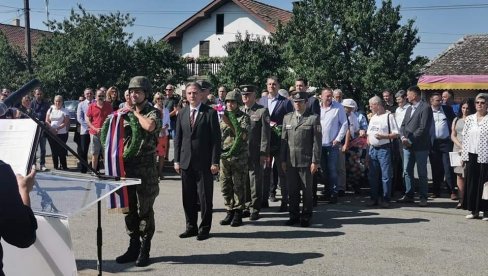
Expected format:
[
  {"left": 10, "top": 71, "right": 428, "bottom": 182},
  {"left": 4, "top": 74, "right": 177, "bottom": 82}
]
[
  {"left": 219, "top": 89, "right": 250, "bottom": 227},
  {"left": 240, "top": 85, "right": 270, "bottom": 221},
  {"left": 115, "top": 76, "right": 161, "bottom": 267}
]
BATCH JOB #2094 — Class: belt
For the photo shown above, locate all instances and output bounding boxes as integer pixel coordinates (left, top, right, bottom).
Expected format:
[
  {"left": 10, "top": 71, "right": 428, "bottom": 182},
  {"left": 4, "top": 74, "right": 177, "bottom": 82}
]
[{"left": 372, "top": 143, "right": 391, "bottom": 149}]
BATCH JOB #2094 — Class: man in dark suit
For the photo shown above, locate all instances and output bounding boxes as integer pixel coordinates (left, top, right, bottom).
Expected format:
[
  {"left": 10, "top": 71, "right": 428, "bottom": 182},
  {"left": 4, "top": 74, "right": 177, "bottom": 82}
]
[
  {"left": 429, "top": 93, "right": 457, "bottom": 199},
  {"left": 398, "top": 85, "right": 433, "bottom": 206},
  {"left": 258, "top": 76, "right": 293, "bottom": 211},
  {"left": 174, "top": 82, "right": 221, "bottom": 241},
  {"left": 1, "top": 162, "right": 37, "bottom": 275},
  {"left": 281, "top": 92, "right": 321, "bottom": 227}
]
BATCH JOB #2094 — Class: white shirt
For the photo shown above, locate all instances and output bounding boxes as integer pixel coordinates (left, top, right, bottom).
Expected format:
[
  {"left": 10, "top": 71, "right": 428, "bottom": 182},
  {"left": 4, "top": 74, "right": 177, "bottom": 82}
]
[
  {"left": 49, "top": 107, "right": 69, "bottom": 135},
  {"left": 410, "top": 101, "right": 420, "bottom": 116},
  {"left": 267, "top": 94, "right": 279, "bottom": 116},
  {"left": 432, "top": 107, "right": 450, "bottom": 139},
  {"left": 367, "top": 113, "right": 399, "bottom": 147},
  {"left": 320, "top": 101, "right": 348, "bottom": 146},
  {"left": 394, "top": 103, "right": 410, "bottom": 128},
  {"left": 467, "top": 122, "right": 481, "bottom": 154},
  {"left": 189, "top": 103, "right": 202, "bottom": 123}
]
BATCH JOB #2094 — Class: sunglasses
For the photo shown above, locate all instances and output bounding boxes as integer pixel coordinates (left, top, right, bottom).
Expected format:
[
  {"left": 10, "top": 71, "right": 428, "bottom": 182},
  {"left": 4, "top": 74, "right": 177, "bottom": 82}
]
[
  {"left": 155, "top": 98, "right": 162, "bottom": 100},
  {"left": 476, "top": 101, "right": 486, "bottom": 105}
]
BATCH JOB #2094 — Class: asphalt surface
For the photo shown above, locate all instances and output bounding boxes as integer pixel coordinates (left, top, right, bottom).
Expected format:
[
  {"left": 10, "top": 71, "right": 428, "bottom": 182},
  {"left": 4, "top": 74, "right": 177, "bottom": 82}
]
[{"left": 67, "top": 140, "right": 488, "bottom": 276}]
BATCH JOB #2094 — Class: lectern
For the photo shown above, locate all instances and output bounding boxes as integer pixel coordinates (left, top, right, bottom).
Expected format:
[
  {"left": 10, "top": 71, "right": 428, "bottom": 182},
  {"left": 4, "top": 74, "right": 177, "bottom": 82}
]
[{"left": 1, "top": 170, "right": 140, "bottom": 276}]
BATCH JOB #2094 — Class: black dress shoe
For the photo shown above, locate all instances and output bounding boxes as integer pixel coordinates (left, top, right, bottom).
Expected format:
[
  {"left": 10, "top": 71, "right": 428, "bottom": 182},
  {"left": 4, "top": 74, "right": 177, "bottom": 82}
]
[
  {"left": 396, "top": 196, "right": 415, "bottom": 203},
  {"left": 179, "top": 229, "right": 198, "bottom": 238},
  {"left": 249, "top": 211, "right": 260, "bottom": 221},
  {"left": 196, "top": 232, "right": 210, "bottom": 241},
  {"left": 328, "top": 196, "right": 338, "bottom": 204},
  {"left": 242, "top": 209, "right": 251, "bottom": 218},
  {"left": 300, "top": 219, "right": 310, "bottom": 227},
  {"left": 285, "top": 218, "right": 300, "bottom": 226}
]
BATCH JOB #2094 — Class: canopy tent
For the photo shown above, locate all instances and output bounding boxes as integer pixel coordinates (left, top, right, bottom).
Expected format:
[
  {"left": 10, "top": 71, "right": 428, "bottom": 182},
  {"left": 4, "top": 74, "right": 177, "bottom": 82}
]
[{"left": 418, "top": 75, "right": 488, "bottom": 90}]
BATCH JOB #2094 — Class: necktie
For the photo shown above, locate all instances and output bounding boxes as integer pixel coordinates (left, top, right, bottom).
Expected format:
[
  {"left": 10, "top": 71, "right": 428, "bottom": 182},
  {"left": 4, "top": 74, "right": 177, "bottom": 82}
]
[
  {"left": 244, "top": 108, "right": 249, "bottom": 114},
  {"left": 190, "top": 109, "right": 196, "bottom": 128},
  {"left": 297, "top": 115, "right": 301, "bottom": 123}
]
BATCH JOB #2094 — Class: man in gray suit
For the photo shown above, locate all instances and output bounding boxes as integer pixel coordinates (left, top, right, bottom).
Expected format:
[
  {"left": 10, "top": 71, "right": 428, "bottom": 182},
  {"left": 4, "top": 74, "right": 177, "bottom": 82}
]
[
  {"left": 241, "top": 85, "right": 271, "bottom": 220},
  {"left": 281, "top": 92, "right": 322, "bottom": 227},
  {"left": 398, "top": 85, "right": 433, "bottom": 206}
]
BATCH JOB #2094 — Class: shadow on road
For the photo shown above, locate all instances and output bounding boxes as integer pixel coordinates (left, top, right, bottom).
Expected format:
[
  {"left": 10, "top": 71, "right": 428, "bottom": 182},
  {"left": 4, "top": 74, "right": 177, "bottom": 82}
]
[
  {"left": 211, "top": 229, "right": 344, "bottom": 239},
  {"left": 77, "top": 250, "right": 324, "bottom": 273}
]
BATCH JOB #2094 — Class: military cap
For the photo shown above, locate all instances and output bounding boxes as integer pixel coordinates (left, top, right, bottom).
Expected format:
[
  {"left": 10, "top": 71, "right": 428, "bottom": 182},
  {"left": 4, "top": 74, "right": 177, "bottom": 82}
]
[
  {"left": 129, "top": 76, "right": 151, "bottom": 92},
  {"left": 291, "top": 91, "right": 308, "bottom": 102},
  {"left": 225, "top": 90, "right": 241, "bottom": 101},
  {"left": 196, "top": 80, "right": 212, "bottom": 90},
  {"left": 239, "top": 85, "right": 257, "bottom": 95}
]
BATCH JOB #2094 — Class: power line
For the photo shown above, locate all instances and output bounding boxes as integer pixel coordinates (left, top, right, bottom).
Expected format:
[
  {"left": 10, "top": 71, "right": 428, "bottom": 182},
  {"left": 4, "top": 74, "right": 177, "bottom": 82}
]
[{"left": 401, "top": 3, "right": 488, "bottom": 11}]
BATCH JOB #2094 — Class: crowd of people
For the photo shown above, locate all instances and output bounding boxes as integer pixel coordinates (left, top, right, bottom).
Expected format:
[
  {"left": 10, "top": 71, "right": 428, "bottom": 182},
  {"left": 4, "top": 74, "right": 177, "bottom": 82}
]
[{"left": 1, "top": 76, "right": 487, "bottom": 269}]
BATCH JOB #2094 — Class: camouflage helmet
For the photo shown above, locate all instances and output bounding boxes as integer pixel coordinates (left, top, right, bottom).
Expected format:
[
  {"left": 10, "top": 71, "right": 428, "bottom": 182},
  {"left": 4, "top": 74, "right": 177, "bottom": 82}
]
[
  {"left": 225, "top": 89, "right": 241, "bottom": 102},
  {"left": 128, "top": 76, "right": 152, "bottom": 97}
]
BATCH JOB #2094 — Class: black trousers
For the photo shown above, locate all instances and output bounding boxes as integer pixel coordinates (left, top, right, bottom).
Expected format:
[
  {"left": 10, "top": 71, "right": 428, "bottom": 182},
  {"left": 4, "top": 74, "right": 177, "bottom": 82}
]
[
  {"left": 79, "top": 134, "right": 91, "bottom": 173},
  {"left": 47, "top": 133, "right": 68, "bottom": 169},
  {"left": 429, "top": 138, "right": 455, "bottom": 195},
  {"left": 181, "top": 165, "right": 214, "bottom": 234}
]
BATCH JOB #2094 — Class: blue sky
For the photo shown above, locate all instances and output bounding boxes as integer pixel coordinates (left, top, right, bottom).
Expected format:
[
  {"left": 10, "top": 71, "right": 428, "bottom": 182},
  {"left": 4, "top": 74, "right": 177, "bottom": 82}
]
[{"left": 1, "top": 0, "right": 487, "bottom": 59}]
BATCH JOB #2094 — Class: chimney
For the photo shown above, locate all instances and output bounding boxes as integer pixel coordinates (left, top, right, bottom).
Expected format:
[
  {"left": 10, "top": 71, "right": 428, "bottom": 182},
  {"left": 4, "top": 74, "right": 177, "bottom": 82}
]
[{"left": 12, "top": 19, "right": 20, "bottom": 26}]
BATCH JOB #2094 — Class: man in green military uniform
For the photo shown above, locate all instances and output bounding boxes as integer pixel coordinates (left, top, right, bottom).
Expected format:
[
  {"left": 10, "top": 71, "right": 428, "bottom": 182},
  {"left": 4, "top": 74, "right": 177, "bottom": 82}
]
[
  {"left": 114, "top": 76, "right": 161, "bottom": 267},
  {"left": 219, "top": 89, "right": 250, "bottom": 227},
  {"left": 240, "top": 85, "right": 270, "bottom": 221},
  {"left": 281, "top": 91, "right": 322, "bottom": 227}
]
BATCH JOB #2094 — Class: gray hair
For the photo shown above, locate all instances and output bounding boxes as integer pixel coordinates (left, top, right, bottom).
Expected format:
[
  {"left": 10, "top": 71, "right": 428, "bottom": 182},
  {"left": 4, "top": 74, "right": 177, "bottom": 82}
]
[
  {"left": 369, "top": 95, "right": 383, "bottom": 106},
  {"left": 395, "top": 90, "right": 406, "bottom": 98},
  {"left": 333, "top": 89, "right": 343, "bottom": 96},
  {"left": 186, "top": 82, "right": 202, "bottom": 91},
  {"left": 475, "top": 93, "right": 488, "bottom": 102}
]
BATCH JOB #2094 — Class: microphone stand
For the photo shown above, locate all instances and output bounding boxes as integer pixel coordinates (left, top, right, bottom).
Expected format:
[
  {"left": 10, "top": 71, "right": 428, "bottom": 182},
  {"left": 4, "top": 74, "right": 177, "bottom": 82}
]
[{"left": 18, "top": 106, "right": 115, "bottom": 276}]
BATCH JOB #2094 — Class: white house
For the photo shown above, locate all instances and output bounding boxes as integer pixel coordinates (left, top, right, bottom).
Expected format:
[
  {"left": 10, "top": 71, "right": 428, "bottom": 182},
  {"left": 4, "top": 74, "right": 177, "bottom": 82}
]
[{"left": 162, "top": 0, "right": 291, "bottom": 59}]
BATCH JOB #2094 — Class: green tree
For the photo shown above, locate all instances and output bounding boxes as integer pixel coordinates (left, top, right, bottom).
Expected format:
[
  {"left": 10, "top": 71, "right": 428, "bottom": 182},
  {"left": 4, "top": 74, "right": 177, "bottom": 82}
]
[
  {"left": 35, "top": 6, "right": 134, "bottom": 99},
  {"left": 129, "top": 38, "right": 187, "bottom": 91},
  {"left": 274, "top": 0, "right": 428, "bottom": 104},
  {"left": 0, "top": 32, "right": 30, "bottom": 90},
  {"left": 212, "top": 33, "right": 288, "bottom": 90},
  {"left": 35, "top": 6, "right": 187, "bottom": 99}
]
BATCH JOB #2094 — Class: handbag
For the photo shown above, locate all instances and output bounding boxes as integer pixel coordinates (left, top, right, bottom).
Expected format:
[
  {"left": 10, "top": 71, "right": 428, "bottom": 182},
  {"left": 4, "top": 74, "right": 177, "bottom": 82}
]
[{"left": 482, "top": 182, "right": 488, "bottom": 200}]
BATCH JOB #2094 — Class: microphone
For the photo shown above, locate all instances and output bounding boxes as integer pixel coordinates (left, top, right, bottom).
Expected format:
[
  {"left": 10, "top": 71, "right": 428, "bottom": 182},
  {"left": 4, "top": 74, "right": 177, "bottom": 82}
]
[{"left": 0, "top": 79, "right": 40, "bottom": 116}]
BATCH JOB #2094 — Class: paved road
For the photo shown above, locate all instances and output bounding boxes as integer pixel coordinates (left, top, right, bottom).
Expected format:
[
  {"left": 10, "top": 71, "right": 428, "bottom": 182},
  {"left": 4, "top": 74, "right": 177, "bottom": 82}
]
[{"left": 69, "top": 143, "right": 488, "bottom": 275}]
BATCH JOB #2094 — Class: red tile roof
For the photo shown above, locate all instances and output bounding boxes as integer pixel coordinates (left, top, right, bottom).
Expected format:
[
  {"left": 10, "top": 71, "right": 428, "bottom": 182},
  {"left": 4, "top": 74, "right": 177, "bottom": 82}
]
[
  {"left": 422, "top": 35, "right": 488, "bottom": 75},
  {"left": 0, "top": 23, "right": 52, "bottom": 53},
  {"left": 162, "top": 0, "right": 292, "bottom": 42}
]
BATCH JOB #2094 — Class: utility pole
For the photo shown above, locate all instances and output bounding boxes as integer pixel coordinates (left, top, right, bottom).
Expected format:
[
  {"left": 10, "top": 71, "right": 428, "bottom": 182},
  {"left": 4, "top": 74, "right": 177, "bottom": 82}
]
[{"left": 24, "top": 0, "right": 32, "bottom": 74}]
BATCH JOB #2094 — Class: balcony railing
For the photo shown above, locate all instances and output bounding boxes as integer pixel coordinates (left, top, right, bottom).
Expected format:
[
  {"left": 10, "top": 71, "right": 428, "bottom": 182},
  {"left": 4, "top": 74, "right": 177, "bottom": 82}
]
[
  {"left": 186, "top": 62, "right": 223, "bottom": 76},
  {"left": 184, "top": 57, "right": 224, "bottom": 76}
]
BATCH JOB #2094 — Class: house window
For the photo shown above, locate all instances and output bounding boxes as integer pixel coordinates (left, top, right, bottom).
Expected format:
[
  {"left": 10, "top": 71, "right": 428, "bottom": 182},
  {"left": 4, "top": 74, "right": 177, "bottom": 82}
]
[
  {"left": 199, "top": 41, "right": 210, "bottom": 57},
  {"left": 216, "top": 14, "right": 224, "bottom": 34}
]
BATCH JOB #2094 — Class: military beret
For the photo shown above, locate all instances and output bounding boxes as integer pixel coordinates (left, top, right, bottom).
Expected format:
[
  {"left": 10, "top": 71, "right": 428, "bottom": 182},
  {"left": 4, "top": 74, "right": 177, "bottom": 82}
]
[
  {"left": 196, "top": 80, "right": 212, "bottom": 90},
  {"left": 291, "top": 91, "right": 308, "bottom": 102},
  {"left": 239, "top": 85, "right": 257, "bottom": 94}
]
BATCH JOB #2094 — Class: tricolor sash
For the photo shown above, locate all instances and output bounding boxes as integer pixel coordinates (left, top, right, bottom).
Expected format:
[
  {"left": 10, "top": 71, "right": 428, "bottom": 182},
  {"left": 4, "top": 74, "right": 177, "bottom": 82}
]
[{"left": 104, "top": 111, "right": 129, "bottom": 213}]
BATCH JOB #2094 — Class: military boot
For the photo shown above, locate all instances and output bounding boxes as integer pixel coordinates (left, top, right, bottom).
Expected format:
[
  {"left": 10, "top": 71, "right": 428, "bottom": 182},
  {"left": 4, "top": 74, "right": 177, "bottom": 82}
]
[
  {"left": 135, "top": 237, "right": 151, "bottom": 267},
  {"left": 115, "top": 235, "right": 141, "bottom": 264},
  {"left": 230, "top": 210, "right": 243, "bottom": 227},
  {"left": 220, "top": 210, "right": 235, "bottom": 225}
]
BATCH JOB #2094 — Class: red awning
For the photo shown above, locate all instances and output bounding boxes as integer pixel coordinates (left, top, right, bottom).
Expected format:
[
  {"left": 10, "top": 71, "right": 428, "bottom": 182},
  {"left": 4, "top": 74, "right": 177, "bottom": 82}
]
[{"left": 418, "top": 75, "right": 488, "bottom": 90}]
